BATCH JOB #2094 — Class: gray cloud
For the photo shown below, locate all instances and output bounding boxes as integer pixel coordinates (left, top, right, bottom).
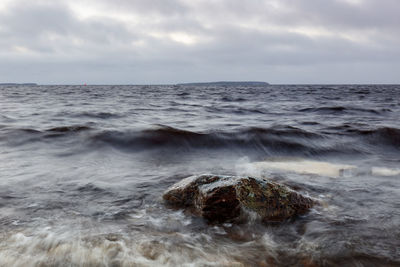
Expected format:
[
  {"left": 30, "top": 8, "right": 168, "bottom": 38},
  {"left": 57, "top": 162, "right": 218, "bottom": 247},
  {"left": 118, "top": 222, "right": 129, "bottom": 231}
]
[
  {"left": 93, "top": 0, "right": 189, "bottom": 15},
  {"left": 0, "top": 0, "right": 399, "bottom": 84}
]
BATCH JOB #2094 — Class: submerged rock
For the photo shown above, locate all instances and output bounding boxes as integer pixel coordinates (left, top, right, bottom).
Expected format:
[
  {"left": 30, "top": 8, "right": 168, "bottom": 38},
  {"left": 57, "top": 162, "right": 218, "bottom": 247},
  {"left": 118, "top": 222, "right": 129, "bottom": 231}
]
[{"left": 163, "top": 175, "right": 314, "bottom": 223}]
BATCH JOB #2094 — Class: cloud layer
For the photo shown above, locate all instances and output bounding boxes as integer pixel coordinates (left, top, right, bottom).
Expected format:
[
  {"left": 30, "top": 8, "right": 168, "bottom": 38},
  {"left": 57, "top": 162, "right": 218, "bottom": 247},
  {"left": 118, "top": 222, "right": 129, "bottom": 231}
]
[{"left": 0, "top": 0, "right": 399, "bottom": 84}]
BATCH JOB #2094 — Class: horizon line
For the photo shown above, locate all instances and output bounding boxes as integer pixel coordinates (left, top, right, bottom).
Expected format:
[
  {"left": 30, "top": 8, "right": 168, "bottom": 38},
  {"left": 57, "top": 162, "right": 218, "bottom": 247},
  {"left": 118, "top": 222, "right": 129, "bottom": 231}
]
[{"left": 2, "top": 82, "right": 400, "bottom": 86}]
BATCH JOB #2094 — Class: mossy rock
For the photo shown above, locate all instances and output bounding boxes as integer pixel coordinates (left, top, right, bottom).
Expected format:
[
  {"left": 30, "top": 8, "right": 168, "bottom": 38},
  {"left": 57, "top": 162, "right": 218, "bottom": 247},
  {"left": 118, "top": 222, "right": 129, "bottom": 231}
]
[{"left": 163, "top": 174, "right": 314, "bottom": 223}]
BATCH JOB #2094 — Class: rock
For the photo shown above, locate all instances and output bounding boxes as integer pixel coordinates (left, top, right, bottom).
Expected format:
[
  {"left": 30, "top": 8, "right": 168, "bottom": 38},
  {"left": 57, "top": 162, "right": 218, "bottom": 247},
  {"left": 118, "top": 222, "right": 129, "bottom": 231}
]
[{"left": 163, "top": 174, "right": 314, "bottom": 223}]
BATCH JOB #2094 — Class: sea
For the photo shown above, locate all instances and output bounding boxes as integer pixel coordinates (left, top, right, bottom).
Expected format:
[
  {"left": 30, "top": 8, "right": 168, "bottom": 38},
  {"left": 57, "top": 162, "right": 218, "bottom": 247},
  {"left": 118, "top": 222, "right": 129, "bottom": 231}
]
[{"left": 0, "top": 84, "right": 399, "bottom": 266}]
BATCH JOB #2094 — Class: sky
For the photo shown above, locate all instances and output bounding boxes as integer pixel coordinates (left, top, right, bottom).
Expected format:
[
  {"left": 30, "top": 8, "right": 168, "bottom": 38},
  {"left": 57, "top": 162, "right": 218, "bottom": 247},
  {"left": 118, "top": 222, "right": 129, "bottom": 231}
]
[{"left": 0, "top": 0, "right": 399, "bottom": 84}]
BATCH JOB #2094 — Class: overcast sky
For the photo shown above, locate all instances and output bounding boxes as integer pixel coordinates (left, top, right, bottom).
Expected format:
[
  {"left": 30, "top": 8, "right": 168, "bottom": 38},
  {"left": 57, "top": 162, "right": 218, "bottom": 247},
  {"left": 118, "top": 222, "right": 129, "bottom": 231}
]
[{"left": 0, "top": 0, "right": 399, "bottom": 84}]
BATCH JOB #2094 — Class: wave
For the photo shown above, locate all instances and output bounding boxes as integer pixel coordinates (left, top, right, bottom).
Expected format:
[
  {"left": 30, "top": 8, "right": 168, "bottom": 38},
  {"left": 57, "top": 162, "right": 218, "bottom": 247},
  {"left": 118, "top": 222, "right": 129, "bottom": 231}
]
[
  {"left": 0, "top": 124, "right": 323, "bottom": 153},
  {"left": 204, "top": 106, "right": 269, "bottom": 115},
  {"left": 47, "top": 126, "right": 93, "bottom": 133},
  {"left": 0, "top": 125, "right": 93, "bottom": 145},
  {"left": 79, "top": 112, "right": 122, "bottom": 119},
  {"left": 220, "top": 96, "right": 247, "bottom": 102},
  {"left": 97, "top": 125, "right": 399, "bottom": 153},
  {"left": 323, "top": 125, "right": 400, "bottom": 149},
  {"left": 91, "top": 125, "right": 323, "bottom": 152},
  {"left": 2, "top": 124, "right": 399, "bottom": 155},
  {"left": 298, "top": 106, "right": 391, "bottom": 115},
  {"left": 55, "top": 111, "right": 122, "bottom": 119},
  {"left": 348, "top": 127, "right": 400, "bottom": 148}
]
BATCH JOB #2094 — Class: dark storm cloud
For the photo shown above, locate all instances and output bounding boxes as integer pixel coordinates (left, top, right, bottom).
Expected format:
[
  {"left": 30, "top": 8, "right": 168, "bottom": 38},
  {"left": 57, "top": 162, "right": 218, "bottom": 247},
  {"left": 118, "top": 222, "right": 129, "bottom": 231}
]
[{"left": 0, "top": 0, "right": 399, "bottom": 84}]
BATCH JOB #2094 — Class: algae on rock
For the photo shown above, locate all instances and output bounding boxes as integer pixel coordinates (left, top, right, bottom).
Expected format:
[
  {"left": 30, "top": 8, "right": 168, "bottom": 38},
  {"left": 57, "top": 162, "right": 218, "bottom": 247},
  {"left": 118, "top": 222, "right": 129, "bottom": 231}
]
[{"left": 163, "top": 174, "right": 314, "bottom": 223}]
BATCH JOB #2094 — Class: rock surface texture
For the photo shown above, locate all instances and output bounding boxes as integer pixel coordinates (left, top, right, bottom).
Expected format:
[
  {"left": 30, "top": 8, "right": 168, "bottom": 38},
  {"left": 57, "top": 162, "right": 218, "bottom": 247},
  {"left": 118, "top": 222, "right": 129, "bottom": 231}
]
[{"left": 163, "top": 175, "right": 314, "bottom": 223}]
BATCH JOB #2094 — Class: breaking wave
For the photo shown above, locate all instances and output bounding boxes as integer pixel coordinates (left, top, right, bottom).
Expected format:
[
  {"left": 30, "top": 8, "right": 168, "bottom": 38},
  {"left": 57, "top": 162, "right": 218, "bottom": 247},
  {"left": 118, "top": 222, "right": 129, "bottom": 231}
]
[{"left": 2, "top": 124, "right": 399, "bottom": 155}]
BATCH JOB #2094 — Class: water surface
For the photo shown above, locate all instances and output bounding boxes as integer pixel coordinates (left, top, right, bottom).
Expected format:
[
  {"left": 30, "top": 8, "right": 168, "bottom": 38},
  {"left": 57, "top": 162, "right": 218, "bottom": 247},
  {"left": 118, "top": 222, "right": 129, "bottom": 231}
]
[{"left": 0, "top": 84, "right": 399, "bottom": 266}]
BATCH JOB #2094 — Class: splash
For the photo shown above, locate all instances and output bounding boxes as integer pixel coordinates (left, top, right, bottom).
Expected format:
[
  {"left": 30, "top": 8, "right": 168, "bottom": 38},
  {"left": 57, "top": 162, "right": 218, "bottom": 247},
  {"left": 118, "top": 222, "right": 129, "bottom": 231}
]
[
  {"left": 239, "top": 157, "right": 356, "bottom": 177},
  {"left": 371, "top": 167, "right": 400, "bottom": 176}
]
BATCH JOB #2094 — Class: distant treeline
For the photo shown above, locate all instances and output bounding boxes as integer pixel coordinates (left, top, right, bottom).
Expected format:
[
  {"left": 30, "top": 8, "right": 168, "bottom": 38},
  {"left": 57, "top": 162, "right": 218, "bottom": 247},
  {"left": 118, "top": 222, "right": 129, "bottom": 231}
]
[
  {"left": 177, "top": 81, "right": 269, "bottom": 86},
  {"left": 0, "top": 83, "right": 37, "bottom": 86}
]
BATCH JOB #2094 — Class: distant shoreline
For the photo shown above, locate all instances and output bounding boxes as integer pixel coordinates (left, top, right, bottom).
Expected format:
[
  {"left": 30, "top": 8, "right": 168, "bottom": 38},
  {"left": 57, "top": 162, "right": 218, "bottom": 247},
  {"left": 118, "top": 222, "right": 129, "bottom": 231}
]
[
  {"left": 176, "top": 81, "right": 269, "bottom": 86},
  {"left": 0, "top": 83, "right": 37, "bottom": 86}
]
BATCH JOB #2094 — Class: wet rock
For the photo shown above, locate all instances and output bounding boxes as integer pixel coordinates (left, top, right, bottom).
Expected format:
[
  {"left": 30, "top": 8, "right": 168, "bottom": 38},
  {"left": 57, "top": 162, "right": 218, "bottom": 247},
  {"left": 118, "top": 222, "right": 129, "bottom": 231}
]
[{"left": 163, "top": 175, "right": 314, "bottom": 223}]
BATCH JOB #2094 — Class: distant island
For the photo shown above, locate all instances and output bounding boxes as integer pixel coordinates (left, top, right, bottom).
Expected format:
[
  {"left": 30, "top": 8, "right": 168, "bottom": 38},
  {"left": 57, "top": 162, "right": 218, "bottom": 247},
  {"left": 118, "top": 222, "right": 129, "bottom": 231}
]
[
  {"left": 177, "top": 81, "right": 269, "bottom": 86},
  {"left": 0, "top": 83, "right": 37, "bottom": 86}
]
